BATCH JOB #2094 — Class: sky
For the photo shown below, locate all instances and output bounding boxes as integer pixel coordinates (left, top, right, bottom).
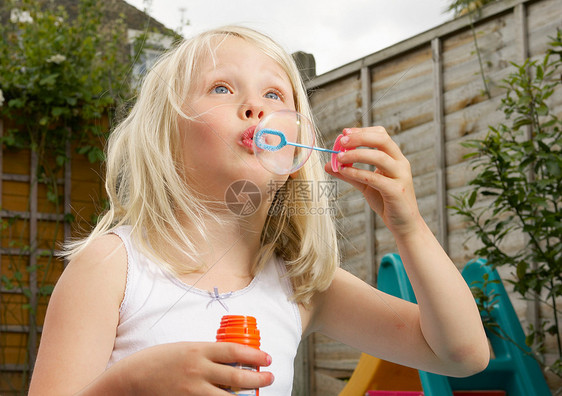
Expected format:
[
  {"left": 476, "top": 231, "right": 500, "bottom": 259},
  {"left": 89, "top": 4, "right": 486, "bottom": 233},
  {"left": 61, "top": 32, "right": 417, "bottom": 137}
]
[{"left": 125, "top": 0, "right": 455, "bottom": 76}]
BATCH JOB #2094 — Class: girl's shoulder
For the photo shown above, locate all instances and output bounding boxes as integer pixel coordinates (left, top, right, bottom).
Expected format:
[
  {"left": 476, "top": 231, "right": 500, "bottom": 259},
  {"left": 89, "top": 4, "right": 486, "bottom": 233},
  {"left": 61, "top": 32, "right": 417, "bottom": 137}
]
[
  {"left": 70, "top": 232, "right": 127, "bottom": 269},
  {"left": 63, "top": 232, "right": 128, "bottom": 307}
]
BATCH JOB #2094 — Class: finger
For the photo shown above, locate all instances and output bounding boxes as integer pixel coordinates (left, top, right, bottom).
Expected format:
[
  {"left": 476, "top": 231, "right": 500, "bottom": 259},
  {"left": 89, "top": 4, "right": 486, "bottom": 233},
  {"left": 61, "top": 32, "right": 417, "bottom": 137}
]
[
  {"left": 336, "top": 148, "right": 399, "bottom": 177},
  {"left": 341, "top": 127, "right": 404, "bottom": 160},
  {"left": 205, "top": 343, "right": 274, "bottom": 391},
  {"left": 196, "top": 382, "right": 236, "bottom": 396},
  {"left": 209, "top": 342, "right": 272, "bottom": 367},
  {"left": 324, "top": 162, "right": 368, "bottom": 193},
  {"left": 208, "top": 362, "right": 275, "bottom": 391},
  {"left": 339, "top": 166, "right": 393, "bottom": 192}
]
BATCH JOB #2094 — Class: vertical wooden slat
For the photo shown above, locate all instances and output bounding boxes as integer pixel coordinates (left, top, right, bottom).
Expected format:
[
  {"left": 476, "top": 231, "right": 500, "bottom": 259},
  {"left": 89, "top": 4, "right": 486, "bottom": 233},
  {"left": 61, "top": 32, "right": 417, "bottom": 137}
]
[
  {"left": 515, "top": 3, "right": 531, "bottom": 146},
  {"left": 515, "top": 2, "right": 540, "bottom": 333},
  {"left": 292, "top": 337, "right": 312, "bottom": 396},
  {"left": 515, "top": 3, "right": 529, "bottom": 64},
  {"left": 361, "top": 66, "right": 376, "bottom": 286},
  {"left": 1, "top": 118, "right": 3, "bottom": 261},
  {"left": 64, "top": 134, "right": 72, "bottom": 266},
  {"left": 0, "top": 119, "right": 3, "bottom": 203},
  {"left": 307, "top": 335, "right": 317, "bottom": 396},
  {"left": 432, "top": 37, "right": 448, "bottom": 253},
  {"left": 28, "top": 151, "right": 38, "bottom": 369},
  {"left": 0, "top": 119, "right": 3, "bottom": 319}
]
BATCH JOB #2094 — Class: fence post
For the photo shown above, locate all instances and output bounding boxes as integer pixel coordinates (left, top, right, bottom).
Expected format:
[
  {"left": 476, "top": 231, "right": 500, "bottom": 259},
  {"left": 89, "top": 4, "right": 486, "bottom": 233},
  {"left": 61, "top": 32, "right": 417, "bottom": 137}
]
[
  {"left": 515, "top": 1, "right": 541, "bottom": 338},
  {"left": 432, "top": 37, "right": 448, "bottom": 253},
  {"left": 28, "top": 150, "right": 38, "bottom": 371},
  {"left": 64, "top": 133, "right": 72, "bottom": 267},
  {"left": 361, "top": 66, "right": 376, "bottom": 285}
]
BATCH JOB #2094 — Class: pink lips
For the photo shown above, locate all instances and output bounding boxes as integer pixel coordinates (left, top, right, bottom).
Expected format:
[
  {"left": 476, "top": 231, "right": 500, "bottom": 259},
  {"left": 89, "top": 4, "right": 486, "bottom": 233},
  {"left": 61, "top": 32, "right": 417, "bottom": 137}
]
[{"left": 241, "top": 126, "right": 256, "bottom": 149}]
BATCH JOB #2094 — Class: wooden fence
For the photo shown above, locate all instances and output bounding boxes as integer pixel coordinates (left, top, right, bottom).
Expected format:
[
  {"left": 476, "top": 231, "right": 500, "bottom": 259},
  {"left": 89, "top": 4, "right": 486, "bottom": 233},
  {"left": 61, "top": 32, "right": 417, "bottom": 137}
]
[
  {"left": 295, "top": 0, "right": 562, "bottom": 394},
  {"left": 0, "top": 117, "right": 105, "bottom": 394}
]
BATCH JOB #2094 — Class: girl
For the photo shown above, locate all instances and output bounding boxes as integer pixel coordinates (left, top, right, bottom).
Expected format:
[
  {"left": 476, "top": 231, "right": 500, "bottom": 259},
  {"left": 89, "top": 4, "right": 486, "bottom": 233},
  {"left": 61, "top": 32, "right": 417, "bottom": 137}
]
[{"left": 29, "top": 26, "right": 489, "bottom": 395}]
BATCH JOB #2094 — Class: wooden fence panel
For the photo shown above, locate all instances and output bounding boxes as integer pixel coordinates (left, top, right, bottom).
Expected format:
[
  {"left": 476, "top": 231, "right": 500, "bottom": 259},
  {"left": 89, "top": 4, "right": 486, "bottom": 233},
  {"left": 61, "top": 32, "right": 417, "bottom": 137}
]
[
  {"left": 305, "top": 0, "right": 562, "bottom": 393},
  {"left": 0, "top": 117, "right": 105, "bottom": 394}
]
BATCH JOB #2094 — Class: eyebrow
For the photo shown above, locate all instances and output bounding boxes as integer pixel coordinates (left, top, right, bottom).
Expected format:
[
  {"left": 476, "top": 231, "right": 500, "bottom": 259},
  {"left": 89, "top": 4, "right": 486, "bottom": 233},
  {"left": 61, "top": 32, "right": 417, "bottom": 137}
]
[{"left": 205, "top": 62, "right": 291, "bottom": 89}]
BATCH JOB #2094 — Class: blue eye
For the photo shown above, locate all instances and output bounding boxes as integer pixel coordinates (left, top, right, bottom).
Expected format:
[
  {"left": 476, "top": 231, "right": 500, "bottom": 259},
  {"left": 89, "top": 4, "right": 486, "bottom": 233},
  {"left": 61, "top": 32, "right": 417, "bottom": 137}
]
[
  {"left": 265, "top": 91, "right": 281, "bottom": 100},
  {"left": 213, "top": 85, "right": 230, "bottom": 94}
]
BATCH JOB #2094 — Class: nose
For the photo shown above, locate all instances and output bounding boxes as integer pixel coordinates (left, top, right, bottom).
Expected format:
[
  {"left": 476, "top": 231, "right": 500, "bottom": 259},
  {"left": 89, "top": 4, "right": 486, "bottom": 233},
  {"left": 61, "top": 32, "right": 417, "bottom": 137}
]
[{"left": 241, "top": 102, "right": 265, "bottom": 121}]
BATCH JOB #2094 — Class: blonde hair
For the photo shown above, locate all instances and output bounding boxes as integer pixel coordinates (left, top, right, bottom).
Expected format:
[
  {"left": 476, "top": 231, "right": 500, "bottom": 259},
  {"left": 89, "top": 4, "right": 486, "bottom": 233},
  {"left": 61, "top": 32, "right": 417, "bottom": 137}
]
[{"left": 65, "top": 26, "right": 339, "bottom": 304}]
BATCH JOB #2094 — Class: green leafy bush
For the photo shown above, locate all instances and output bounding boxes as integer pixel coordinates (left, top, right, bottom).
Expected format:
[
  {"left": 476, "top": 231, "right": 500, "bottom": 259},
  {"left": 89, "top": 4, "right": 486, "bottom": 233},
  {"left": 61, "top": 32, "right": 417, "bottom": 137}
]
[
  {"left": 0, "top": 0, "right": 135, "bottom": 171},
  {"left": 451, "top": 29, "right": 562, "bottom": 379}
]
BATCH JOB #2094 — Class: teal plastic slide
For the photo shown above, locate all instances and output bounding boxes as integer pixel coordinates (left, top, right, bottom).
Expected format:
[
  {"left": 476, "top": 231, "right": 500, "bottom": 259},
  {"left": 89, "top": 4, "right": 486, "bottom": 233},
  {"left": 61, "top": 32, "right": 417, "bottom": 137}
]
[{"left": 377, "top": 253, "right": 551, "bottom": 396}]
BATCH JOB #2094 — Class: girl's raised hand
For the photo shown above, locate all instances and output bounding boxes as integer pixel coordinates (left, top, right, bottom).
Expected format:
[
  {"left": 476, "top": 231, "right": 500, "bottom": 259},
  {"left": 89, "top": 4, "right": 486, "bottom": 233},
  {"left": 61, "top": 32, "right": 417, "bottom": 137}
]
[
  {"left": 83, "top": 342, "right": 273, "bottom": 395},
  {"left": 325, "top": 127, "right": 422, "bottom": 238}
]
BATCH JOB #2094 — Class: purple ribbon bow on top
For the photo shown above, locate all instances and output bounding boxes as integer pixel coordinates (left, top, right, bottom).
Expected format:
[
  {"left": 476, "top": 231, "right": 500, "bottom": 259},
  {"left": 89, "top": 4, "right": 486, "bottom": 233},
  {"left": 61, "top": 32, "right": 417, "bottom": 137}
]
[{"left": 207, "top": 287, "right": 232, "bottom": 312}]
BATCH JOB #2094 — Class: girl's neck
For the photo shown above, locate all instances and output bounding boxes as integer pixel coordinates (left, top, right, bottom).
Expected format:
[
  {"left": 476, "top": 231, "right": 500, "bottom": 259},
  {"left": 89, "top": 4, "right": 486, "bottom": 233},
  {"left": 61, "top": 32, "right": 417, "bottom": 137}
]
[
  {"left": 170, "top": 210, "right": 268, "bottom": 293},
  {"left": 182, "top": 205, "right": 268, "bottom": 272}
]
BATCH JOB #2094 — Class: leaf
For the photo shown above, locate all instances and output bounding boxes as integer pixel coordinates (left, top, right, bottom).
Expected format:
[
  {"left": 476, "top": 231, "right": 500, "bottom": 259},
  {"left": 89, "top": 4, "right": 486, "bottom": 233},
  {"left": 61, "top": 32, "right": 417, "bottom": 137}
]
[
  {"left": 545, "top": 159, "right": 561, "bottom": 177},
  {"left": 513, "top": 118, "right": 532, "bottom": 130},
  {"left": 536, "top": 65, "right": 544, "bottom": 80},
  {"left": 517, "top": 95, "right": 531, "bottom": 106},
  {"left": 47, "top": 190, "right": 58, "bottom": 203},
  {"left": 536, "top": 104, "right": 549, "bottom": 116},
  {"left": 52, "top": 107, "right": 66, "bottom": 117},
  {"left": 39, "top": 73, "right": 59, "bottom": 86},
  {"left": 22, "top": 288, "right": 32, "bottom": 299},
  {"left": 77, "top": 145, "right": 91, "bottom": 155},
  {"left": 8, "top": 98, "right": 24, "bottom": 108},
  {"left": 56, "top": 155, "right": 66, "bottom": 167},
  {"left": 516, "top": 261, "right": 528, "bottom": 280},
  {"left": 526, "top": 333, "right": 535, "bottom": 347},
  {"left": 1, "top": 275, "right": 14, "bottom": 290},
  {"left": 63, "top": 213, "right": 75, "bottom": 224},
  {"left": 39, "top": 284, "right": 55, "bottom": 296},
  {"left": 468, "top": 190, "right": 477, "bottom": 207},
  {"left": 86, "top": 146, "right": 105, "bottom": 163},
  {"left": 463, "top": 152, "right": 480, "bottom": 160}
]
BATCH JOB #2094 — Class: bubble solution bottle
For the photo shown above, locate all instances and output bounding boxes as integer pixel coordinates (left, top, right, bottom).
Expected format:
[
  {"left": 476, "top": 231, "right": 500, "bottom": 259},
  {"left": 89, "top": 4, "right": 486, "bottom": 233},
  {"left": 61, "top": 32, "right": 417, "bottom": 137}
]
[{"left": 216, "top": 315, "right": 261, "bottom": 395}]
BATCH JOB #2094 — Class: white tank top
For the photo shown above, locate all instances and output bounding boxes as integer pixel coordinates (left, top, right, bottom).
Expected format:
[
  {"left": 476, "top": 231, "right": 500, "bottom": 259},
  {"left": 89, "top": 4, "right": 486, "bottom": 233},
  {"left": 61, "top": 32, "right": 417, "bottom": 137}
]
[{"left": 108, "top": 226, "right": 302, "bottom": 395}]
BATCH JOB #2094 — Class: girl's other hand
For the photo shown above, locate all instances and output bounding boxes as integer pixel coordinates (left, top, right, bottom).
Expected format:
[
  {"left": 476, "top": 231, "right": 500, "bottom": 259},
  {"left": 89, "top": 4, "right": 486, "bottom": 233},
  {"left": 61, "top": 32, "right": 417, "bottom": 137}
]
[
  {"left": 82, "top": 342, "right": 273, "bottom": 395},
  {"left": 325, "top": 127, "right": 422, "bottom": 237}
]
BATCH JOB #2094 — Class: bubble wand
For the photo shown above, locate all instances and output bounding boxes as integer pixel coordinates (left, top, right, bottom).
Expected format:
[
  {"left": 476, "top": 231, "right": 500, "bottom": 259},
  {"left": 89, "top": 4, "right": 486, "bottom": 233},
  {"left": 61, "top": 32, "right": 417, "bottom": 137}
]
[
  {"left": 254, "top": 128, "right": 340, "bottom": 154},
  {"left": 252, "top": 110, "right": 353, "bottom": 174}
]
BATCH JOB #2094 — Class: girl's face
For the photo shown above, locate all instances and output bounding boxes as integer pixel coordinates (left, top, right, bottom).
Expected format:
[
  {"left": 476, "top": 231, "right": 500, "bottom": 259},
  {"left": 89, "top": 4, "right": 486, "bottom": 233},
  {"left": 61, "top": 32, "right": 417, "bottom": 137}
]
[{"left": 179, "top": 36, "right": 296, "bottom": 200}]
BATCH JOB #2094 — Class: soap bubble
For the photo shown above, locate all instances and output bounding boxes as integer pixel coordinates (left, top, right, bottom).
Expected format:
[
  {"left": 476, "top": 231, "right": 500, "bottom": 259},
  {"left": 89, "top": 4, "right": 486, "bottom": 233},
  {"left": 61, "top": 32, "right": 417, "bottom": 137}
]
[{"left": 253, "top": 110, "right": 315, "bottom": 175}]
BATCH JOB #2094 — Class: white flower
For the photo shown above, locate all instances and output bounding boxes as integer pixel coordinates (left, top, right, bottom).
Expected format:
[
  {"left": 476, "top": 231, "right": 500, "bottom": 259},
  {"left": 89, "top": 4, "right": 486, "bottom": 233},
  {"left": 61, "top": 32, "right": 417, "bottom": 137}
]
[
  {"left": 0, "top": 89, "right": 4, "bottom": 107},
  {"left": 10, "top": 9, "right": 33, "bottom": 24},
  {"left": 47, "top": 54, "right": 66, "bottom": 64}
]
